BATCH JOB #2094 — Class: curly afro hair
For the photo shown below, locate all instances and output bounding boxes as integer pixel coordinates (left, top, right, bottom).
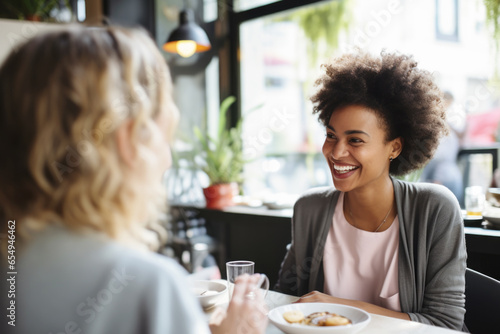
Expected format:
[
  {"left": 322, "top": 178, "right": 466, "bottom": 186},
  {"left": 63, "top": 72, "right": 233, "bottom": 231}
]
[{"left": 311, "top": 50, "right": 449, "bottom": 176}]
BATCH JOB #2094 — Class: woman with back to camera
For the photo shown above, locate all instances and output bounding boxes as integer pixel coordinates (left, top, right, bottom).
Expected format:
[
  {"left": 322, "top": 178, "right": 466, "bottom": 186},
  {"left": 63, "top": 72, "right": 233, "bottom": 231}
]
[
  {"left": 276, "top": 50, "right": 467, "bottom": 330},
  {"left": 0, "top": 26, "right": 267, "bottom": 334}
]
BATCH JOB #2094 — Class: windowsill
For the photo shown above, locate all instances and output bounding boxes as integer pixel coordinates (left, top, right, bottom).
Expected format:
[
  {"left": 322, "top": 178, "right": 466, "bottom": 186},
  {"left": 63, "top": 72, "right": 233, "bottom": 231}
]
[{"left": 172, "top": 202, "right": 500, "bottom": 233}]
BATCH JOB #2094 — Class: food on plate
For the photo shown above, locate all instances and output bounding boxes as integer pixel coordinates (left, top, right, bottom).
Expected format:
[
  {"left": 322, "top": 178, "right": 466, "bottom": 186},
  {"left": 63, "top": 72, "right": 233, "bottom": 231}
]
[
  {"left": 282, "top": 310, "right": 305, "bottom": 323},
  {"left": 283, "top": 310, "right": 352, "bottom": 326}
]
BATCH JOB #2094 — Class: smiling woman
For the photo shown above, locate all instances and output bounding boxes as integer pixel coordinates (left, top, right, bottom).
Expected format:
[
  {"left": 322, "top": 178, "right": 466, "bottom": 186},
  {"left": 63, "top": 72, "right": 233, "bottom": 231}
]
[{"left": 276, "top": 50, "right": 467, "bottom": 331}]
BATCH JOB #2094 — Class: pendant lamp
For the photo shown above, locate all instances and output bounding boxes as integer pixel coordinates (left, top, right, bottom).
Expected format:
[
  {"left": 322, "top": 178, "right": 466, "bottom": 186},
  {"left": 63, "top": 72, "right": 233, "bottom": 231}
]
[{"left": 163, "top": 8, "right": 211, "bottom": 58}]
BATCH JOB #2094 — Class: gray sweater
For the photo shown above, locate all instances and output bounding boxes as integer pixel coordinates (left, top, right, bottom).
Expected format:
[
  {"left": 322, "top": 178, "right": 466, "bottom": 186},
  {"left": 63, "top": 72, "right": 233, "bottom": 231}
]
[
  {"left": 276, "top": 177, "right": 467, "bottom": 330},
  {"left": 0, "top": 226, "right": 210, "bottom": 334}
]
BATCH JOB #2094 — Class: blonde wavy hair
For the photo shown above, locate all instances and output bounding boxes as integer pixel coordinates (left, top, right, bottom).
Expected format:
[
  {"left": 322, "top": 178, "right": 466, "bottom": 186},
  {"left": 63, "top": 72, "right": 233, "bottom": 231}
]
[{"left": 0, "top": 26, "right": 178, "bottom": 250}]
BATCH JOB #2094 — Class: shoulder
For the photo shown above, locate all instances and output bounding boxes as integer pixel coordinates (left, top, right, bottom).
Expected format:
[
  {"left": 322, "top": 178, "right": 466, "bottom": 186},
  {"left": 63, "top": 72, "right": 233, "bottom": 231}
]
[
  {"left": 105, "top": 242, "right": 189, "bottom": 285},
  {"left": 295, "top": 186, "right": 338, "bottom": 208},
  {"left": 393, "top": 178, "right": 463, "bottom": 234},
  {"left": 43, "top": 228, "right": 190, "bottom": 289},
  {"left": 393, "top": 177, "right": 459, "bottom": 209},
  {"left": 292, "top": 187, "right": 339, "bottom": 233}
]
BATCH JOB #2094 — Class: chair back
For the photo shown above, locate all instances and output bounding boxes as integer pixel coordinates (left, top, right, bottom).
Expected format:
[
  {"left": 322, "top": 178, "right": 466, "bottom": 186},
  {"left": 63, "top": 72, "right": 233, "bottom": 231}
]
[{"left": 465, "top": 268, "right": 500, "bottom": 333}]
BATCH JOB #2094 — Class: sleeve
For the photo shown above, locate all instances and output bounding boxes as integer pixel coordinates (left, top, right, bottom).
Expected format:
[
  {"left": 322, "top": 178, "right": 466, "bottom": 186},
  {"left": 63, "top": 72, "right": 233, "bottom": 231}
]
[
  {"left": 275, "top": 202, "right": 300, "bottom": 295},
  {"left": 275, "top": 230, "right": 299, "bottom": 296},
  {"left": 275, "top": 190, "right": 325, "bottom": 296},
  {"left": 139, "top": 257, "right": 212, "bottom": 334},
  {"left": 406, "top": 189, "right": 466, "bottom": 330}
]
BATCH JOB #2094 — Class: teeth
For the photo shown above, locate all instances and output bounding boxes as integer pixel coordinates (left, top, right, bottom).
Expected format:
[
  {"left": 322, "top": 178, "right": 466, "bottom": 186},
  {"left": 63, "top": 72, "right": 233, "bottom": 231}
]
[{"left": 334, "top": 165, "right": 358, "bottom": 173}]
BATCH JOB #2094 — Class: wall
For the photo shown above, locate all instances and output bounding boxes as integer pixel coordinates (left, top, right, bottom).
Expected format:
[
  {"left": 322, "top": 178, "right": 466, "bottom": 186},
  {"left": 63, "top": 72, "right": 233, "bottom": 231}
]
[
  {"left": 0, "top": 19, "right": 63, "bottom": 65},
  {"left": 104, "top": 0, "right": 155, "bottom": 36}
]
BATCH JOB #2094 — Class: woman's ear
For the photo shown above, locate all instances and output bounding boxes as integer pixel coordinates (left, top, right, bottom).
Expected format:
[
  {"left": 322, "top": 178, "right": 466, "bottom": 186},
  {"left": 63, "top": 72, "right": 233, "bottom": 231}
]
[
  {"left": 390, "top": 137, "right": 403, "bottom": 159},
  {"left": 116, "top": 119, "right": 137, "bottom": 168}
]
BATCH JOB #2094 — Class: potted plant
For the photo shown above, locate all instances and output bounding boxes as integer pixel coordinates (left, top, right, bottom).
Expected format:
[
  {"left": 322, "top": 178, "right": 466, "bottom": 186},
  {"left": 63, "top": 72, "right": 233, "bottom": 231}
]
[{"left": 194, "top": 96, "right": 244, "bottom": 209}]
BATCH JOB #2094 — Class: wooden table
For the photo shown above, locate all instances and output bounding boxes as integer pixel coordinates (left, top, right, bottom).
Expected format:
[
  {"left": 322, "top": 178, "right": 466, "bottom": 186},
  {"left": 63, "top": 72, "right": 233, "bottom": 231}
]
[{"left": 204, "top": 287, "right": 464, "bottom": 334}]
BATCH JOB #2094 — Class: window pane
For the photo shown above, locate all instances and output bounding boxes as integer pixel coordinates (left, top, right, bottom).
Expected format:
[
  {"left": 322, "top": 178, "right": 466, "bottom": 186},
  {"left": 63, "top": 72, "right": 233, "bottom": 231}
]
[
  {"left": 458, "top": 153, "right": 494, "bottom": 191},
  {"left": 239, "top": 1, "right": 352, "bottom": 197}
]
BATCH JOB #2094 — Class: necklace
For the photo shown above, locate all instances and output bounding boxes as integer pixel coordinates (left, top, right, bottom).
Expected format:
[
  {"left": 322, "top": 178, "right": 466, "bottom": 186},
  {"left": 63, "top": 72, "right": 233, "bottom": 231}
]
[{"left": 346, "top": 195, "right": 393, "bottom": 232}]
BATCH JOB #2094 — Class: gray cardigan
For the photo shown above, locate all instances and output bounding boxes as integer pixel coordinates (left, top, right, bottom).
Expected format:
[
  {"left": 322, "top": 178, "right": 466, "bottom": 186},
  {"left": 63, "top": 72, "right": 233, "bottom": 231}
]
[{"left": 276, "top": 177, "right": 467, "bottom": 330}]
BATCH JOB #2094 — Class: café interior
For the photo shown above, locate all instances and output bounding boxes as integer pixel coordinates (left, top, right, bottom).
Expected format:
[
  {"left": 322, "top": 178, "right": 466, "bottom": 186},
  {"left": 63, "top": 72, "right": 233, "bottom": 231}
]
[{"left": 2, "top": 0, "right": 500, "bottom": 333}]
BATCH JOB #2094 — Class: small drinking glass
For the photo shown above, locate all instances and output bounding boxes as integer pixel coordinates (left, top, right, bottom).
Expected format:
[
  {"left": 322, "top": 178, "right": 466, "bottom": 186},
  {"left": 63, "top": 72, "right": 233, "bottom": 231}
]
[
  {"left": 226, "top": 260, "right": 269, "bottom": 301},
  {"left": 465, "top": 186, "right": 485, "bottom": 217}
]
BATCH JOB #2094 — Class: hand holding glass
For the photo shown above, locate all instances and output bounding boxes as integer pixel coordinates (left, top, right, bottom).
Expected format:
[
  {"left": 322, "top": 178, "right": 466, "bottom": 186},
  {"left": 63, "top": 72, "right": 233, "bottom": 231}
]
[{"left": 226, "top": 260, "right": 269, "bottom": 301}]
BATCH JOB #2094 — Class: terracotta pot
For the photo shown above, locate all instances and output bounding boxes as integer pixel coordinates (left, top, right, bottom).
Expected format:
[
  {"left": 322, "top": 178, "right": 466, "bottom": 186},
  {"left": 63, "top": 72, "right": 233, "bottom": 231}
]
[
  {"left": 203, "top": 182, "right": 238, "bottom": 209},
  {"left": 26, "top": 14, "right": 42, "bottom": 21}
]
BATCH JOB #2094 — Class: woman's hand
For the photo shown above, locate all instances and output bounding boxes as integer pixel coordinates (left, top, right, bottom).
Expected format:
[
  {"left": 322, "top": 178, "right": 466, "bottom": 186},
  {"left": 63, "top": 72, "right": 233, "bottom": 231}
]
[
  {"left": 295, "top": 290, "right": 351, "bottom": 304},
  {"left": 295, "top": 290, "right": 333, "bottom": 303},
  {"left": 209, "top": 274, "right": 268, "bottom": 334}
]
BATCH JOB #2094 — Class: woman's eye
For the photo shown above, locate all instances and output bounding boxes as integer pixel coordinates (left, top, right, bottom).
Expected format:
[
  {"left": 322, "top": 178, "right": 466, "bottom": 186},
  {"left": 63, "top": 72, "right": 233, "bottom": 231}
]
[
  {"left": 326, "top": 133, "right": 335, "bottom": 139},
  {"left": 349, "top": 138, "right": 363, "bottom": 144}
]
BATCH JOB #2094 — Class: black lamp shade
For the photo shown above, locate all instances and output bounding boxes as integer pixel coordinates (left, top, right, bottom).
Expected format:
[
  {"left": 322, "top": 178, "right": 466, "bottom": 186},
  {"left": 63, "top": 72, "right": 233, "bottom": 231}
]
[{"left": 163, "top": 9, "right": 211, "bottom": 56}]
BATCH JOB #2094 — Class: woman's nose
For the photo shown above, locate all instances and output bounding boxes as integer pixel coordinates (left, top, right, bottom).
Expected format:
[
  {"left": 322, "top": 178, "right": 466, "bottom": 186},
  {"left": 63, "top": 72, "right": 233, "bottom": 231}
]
[{"left": 329, "top": 141, "right": 349, "bottom": 160}]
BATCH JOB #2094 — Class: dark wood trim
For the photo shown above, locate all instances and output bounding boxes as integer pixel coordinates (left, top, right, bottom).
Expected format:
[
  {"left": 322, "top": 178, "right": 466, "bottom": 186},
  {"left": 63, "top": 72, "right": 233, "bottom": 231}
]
[
  {"left": 228, "top": 1, "right": 240, "bottom": 127},
  {"left": 233, "top": 0, "right": 328, "bottom": 24}
]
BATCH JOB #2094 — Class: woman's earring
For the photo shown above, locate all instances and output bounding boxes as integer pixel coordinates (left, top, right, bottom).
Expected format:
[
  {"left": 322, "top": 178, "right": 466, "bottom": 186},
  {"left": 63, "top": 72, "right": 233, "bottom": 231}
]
[{"left": 389, "top": 157, "right": 393, "bottom": 162}]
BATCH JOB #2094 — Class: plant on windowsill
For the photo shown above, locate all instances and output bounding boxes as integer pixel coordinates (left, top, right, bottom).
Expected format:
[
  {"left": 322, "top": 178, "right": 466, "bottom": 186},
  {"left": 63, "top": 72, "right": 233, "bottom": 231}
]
[
  {"left": 0, "top": 0, "right": 70, "bottom": 22},
  {"left": 194, "top": 96, "right": 244, "bottom": 209}
]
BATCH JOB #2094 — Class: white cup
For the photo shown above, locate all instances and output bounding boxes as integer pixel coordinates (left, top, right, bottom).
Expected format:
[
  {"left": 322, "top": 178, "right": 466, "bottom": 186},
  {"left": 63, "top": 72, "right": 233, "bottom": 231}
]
[{"left": 226, "top": 260, "right": 269, "bottom": 301}]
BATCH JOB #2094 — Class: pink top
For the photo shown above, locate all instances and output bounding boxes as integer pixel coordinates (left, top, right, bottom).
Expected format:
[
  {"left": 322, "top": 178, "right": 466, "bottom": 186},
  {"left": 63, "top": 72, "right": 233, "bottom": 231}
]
[{"left": 323, "top": 192, "right": 401, "bottom": 311}]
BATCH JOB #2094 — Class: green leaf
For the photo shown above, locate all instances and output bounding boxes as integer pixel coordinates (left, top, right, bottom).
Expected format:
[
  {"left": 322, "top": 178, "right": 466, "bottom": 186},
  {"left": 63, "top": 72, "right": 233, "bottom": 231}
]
[
  {"left": 217, "top": 96, "right": 236, "bottom": 139},
  {"left": 193, "top": 96, "right": 248, "bottom": 185}
]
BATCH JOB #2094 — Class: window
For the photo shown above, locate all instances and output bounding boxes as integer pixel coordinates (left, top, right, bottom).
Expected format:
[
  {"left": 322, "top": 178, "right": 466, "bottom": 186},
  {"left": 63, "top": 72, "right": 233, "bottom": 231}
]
[
  {"left": 237, "top": 0, "right": 500, "bottom": 200},
  {"left": 239, "top": 1, "right": 350, "bottom": 197}
]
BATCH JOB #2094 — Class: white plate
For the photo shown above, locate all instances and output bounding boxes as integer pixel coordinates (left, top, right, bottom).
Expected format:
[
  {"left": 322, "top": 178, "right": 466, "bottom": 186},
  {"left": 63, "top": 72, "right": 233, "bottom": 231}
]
[
  {"left": 268, "top": 303, "right": 371, "bottom": 334},
  {"left": 483, "top": 214, "right": 500, "bottom": 227},
  {"left": 190, "top": 280, "right": 227, "bottom": 309}
]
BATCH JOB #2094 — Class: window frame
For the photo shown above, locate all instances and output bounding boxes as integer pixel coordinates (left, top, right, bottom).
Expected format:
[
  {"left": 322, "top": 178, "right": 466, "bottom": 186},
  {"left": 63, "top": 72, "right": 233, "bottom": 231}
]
[{"left": 227, "top": 0, "right": 328, "bottom": 127}]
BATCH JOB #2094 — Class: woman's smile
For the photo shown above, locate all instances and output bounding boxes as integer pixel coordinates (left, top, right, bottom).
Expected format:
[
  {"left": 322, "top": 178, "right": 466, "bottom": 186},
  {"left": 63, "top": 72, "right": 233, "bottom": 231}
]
[{"left": 332, "top": 162, "right": 360, "bottom": 178}]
